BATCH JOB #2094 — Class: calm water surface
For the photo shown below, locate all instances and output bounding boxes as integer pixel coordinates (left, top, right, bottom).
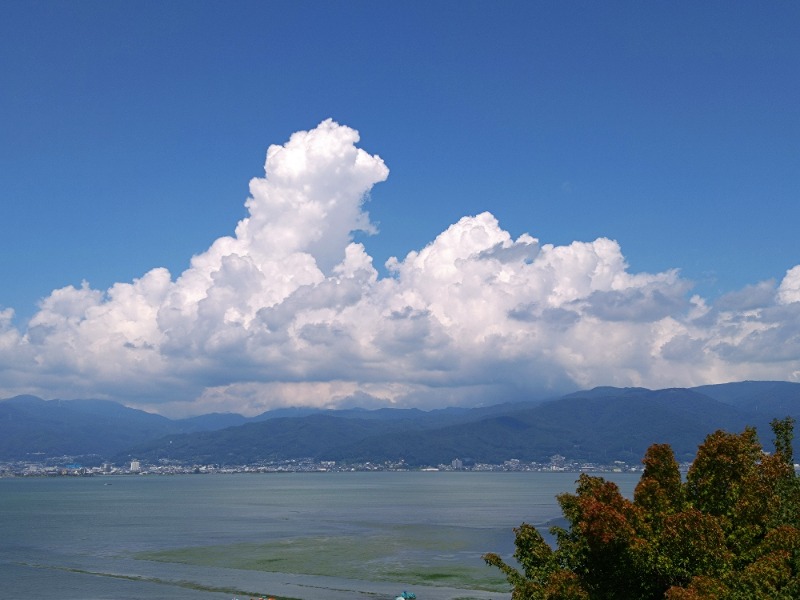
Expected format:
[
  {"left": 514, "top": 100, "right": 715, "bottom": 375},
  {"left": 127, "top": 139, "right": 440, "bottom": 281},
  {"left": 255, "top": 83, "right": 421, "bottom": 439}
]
[{"left": 0, "top": 471, "right": 639, "bottom": 600}]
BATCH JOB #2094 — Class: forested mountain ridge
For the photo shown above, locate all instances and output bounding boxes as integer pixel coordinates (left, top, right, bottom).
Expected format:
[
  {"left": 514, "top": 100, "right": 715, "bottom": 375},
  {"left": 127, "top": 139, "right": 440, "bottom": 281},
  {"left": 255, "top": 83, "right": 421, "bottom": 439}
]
[{"left": 2, "top": 381, "right": 799, "bottom": 465}]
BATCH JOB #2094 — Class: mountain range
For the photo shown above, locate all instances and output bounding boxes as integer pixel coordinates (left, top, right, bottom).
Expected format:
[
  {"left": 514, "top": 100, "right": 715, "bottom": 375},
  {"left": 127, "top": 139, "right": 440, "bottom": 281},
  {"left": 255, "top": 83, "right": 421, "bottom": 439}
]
[{"left": 1, "top": 381, "right": 799, "bottom": 466}]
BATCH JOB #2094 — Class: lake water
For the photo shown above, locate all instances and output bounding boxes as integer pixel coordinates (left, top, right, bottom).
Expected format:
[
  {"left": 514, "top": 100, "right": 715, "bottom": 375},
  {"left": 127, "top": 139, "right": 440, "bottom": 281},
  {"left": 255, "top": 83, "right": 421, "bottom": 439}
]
[{"left": 0, "top": 471, "right": 640, "bottom": 600}]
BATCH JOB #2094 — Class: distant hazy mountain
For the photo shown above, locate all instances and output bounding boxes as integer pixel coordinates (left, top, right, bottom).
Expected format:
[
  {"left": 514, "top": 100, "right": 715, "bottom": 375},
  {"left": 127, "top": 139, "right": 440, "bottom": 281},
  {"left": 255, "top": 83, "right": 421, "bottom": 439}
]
[
  {"left": 693, "top": 381, "right": 800, "bottom": 418},
  {"left": 2, "top": 381, "right": 799, "bottom": 465},
  {"left": 176, "top": 412, "right": 250, "bottom": 431},
  {"left": 0, "top": 396, "right": 249, "bottom": 462},
  {"left": 112, "top": 382, "right": 800, "bottom": 466},
  {"left": 0, "top": 395, "right": 176, "bottom": 460}
]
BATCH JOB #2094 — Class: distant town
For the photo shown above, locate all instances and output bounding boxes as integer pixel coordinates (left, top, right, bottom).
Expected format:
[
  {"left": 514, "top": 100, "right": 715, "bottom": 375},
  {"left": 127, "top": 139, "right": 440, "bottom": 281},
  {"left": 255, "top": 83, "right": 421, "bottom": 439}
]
[{"left": 0, "top": 454, "right": 670, "bottom": 478}]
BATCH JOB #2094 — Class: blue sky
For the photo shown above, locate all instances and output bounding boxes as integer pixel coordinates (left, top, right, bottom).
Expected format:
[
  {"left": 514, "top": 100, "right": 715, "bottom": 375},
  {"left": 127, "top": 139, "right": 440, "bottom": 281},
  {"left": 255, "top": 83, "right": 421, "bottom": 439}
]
[{"left": 1, "top": 2, "right": 799, "bottom": 415}]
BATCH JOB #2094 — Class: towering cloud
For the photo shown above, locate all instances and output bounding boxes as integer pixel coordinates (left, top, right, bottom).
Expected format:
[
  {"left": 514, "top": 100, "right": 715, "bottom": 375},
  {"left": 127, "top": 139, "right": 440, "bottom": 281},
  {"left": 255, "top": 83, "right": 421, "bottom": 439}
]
[{"left": 1, "top": 120, "right": 799, "bottom": 416}]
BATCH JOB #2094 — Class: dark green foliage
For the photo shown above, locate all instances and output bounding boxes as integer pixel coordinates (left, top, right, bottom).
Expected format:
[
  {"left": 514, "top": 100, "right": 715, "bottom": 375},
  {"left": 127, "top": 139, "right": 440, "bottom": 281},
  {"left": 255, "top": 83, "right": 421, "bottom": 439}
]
[{"left": 485, "top": 417, "right": 800, "bottom": 599}]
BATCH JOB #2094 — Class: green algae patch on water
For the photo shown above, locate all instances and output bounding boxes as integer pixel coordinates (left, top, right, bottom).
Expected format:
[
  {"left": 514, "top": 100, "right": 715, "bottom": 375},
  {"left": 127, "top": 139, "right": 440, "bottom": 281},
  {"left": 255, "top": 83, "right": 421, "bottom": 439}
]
[{"left": 136, "top": 530, "right": 508, "bottom": 592}]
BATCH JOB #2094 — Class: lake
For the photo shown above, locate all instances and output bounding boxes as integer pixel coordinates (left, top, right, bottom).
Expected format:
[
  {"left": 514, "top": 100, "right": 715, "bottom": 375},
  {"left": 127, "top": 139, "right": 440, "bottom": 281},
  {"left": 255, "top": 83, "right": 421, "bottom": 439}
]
[{"left": 0, "top": 471, "right": 640, "bottom": 600}]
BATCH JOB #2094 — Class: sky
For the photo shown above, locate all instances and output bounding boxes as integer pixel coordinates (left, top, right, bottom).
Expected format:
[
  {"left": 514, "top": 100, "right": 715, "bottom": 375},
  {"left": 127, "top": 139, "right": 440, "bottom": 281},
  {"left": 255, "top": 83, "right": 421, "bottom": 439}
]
[{"left": 1, "top": 1, "right": 799, "bottom": 417}]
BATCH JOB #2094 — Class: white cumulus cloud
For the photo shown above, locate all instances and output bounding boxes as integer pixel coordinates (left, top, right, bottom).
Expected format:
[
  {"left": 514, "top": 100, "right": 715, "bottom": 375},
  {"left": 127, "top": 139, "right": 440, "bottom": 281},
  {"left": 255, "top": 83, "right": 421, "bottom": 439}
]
[
  {"left": 1, "top": 120, "right": 799, "bottom": 416},
  {"left": 778, "top": 266, "right": 800, "bottom": 305}
]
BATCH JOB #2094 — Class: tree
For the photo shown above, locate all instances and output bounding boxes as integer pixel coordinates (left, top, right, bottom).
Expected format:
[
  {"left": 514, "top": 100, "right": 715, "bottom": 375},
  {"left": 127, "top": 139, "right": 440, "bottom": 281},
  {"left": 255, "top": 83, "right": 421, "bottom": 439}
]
[{"left": 484, "top": 417, "right": 800, "bottom": 600}]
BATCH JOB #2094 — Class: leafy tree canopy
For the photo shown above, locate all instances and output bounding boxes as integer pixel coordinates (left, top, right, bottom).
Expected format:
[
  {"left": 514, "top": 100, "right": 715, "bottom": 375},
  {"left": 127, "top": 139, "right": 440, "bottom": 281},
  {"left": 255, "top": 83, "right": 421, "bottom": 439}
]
[{"left": 484, "top": 417, "right": 800, "bottom": 600}]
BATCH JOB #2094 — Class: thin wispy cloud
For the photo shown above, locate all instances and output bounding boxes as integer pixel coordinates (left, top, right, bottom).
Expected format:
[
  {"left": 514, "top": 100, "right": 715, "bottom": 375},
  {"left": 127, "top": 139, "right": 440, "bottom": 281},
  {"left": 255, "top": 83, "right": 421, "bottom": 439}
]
[{"left": 2, "top": 121, "right": 799, "bottom": 416}]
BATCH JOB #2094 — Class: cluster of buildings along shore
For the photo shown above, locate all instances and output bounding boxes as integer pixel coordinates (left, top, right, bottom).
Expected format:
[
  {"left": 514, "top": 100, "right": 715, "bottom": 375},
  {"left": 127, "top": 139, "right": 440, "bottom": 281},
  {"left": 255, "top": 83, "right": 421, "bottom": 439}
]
[{"left": 1, "top": 455, "right": 671, "bottom": 478}]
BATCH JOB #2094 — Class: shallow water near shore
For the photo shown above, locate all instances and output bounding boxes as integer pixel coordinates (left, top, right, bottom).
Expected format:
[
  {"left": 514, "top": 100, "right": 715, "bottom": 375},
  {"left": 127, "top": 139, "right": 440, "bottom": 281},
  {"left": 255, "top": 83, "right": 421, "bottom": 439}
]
[{"left": 1, "top": 471, "right": 639, "bottom": 600}]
